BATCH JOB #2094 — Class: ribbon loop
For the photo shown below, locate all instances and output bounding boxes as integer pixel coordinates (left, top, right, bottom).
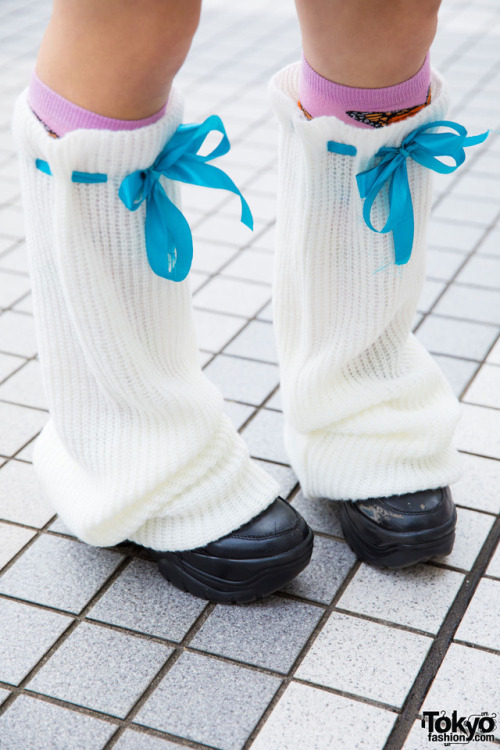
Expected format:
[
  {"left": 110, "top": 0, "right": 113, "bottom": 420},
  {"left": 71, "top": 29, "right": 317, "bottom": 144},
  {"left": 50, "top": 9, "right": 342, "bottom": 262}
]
[
  {"left": 355, "top": 119, "right": 489, "bottom": 265},
  {"left": 119, "top": 115, "right": 253, "bottom": 282}
]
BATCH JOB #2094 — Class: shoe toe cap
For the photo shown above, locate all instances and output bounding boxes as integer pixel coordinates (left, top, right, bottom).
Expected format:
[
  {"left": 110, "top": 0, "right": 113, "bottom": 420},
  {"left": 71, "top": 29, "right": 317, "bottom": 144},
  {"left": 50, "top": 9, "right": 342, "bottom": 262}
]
[
  {"left": 353, "top": 486, "right": 455, "bottom": 533},
  {"left": 201, "top": 497, "right": 311, "bottom": 559}
]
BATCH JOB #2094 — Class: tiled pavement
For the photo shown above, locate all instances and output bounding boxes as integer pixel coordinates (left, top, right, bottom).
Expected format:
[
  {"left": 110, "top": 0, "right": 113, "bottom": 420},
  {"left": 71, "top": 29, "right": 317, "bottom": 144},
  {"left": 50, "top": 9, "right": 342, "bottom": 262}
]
[{"left": 0, "top": 0, "right": 499, "bottom": 748}]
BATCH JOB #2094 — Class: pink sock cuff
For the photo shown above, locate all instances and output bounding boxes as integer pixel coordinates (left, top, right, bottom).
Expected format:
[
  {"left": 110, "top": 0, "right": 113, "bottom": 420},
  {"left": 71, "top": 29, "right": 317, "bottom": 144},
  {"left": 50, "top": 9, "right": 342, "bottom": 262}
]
[
  {"left": 28, "top": 70, "right": 168, "bottom": 137},
  {"left": 300, "top": 52, "right": 431, "bottom": 114}
]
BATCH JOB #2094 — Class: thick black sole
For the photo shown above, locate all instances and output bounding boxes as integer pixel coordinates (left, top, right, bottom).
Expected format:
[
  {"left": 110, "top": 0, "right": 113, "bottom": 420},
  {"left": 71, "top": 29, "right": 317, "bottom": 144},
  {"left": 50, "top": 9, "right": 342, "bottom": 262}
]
[
  {"left": 152, "top": 527, "right": 314, "bottom": 603},
  {"left": 339, "top": 501, "right": 456, "bottom": 569}
]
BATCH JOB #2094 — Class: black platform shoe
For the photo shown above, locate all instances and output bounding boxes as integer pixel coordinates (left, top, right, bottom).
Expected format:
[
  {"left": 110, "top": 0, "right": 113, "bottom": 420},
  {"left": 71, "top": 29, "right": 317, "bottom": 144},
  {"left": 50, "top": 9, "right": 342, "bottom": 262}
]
[
  {"left": 149, "top": 498, "right": 314, "bottom": 603},
  {"left": 339, "top": 486, "right": 456, "bottom": 569}
]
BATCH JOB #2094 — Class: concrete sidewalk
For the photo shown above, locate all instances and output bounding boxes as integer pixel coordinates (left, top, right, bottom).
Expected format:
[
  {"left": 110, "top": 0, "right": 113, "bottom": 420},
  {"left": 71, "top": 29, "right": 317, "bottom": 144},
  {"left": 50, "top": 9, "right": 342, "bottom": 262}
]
[{"left": 0, "top": 0, "right": 498, "bottom": 748}]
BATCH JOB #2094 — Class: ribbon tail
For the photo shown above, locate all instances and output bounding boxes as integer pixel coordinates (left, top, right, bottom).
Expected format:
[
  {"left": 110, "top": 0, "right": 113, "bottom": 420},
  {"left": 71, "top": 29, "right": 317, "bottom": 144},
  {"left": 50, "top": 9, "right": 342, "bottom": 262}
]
[
  {"left": 389, "top": 162, "right": 415, "bottom": 265},
  {"left": 169, "top": 159, "right": 254, "bottom": 230},
  {"left": 145, "top": 183, "right": 193, "bottom": 282},
  {"left": 391, "top": 212, "right": 414, "bottom": 265},
  {"left": 463, "top": 130, "right": 489, "bottom": 147}
]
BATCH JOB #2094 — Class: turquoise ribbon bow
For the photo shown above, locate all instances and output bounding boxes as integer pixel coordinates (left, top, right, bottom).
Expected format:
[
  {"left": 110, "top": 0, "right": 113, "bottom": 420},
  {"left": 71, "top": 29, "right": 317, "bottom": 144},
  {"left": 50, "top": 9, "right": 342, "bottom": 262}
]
[
  {"left": 119, "top": 115, "right": 253, "bottom": 281},
  {"left": 355, "top": 120, "right": 489, "bottom": 265}
]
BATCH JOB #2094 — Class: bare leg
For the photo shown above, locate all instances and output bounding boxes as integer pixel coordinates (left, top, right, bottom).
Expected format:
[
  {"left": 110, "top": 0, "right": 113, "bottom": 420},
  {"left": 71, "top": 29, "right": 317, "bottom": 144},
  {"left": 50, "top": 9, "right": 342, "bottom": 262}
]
[
  {"left": 295, "top": 0, "right": 441, "bottom": 87},
  {"left": 35, "top": 0, "right": 202, "bottom": 119}
]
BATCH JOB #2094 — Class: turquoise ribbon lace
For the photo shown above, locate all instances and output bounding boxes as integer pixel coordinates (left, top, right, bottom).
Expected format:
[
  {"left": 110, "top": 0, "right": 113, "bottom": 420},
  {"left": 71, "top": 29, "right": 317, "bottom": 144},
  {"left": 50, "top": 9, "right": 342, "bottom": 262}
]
[
  {"left": 35, "top": 116, "right": 489, "bottom": 277},
  {"left": 35, "top": 115, "right": 252, "bottom": 282},
  {"left": 354, "top": 120, "right": 489, "bottom": 265},
  {"left": 118, "top": 115, "right": 252, "bottom": 281}
]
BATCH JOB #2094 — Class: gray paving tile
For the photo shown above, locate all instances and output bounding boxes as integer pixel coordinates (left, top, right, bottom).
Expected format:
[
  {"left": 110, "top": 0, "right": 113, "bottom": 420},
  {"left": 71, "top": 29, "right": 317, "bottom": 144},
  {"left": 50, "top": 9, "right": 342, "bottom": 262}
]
[
  {"left": 265, "top": 387, "right": 282, "bottom": 410},
  {"left": 191, "top": 595, "right": 323, "bottom": 673},
  {"left": 425, "top": 248, "right": 466, "bottom": 282},
  {"left": 291, "top": 492, "right": 344, "bottom": 538},
  {"left": 13, "top": 440, "right": 36, "bottom": 461},
  {"left": 223, "top": 319, "right": 278, "bottom": 363},
  {"left": 477, "top": 226, "right": 500, "bottom": 256},
  {"left": 0, "top": 688, "right": 9, "bottom": 705},
  {"left": 0, "top": 695, "right": 116, "bottom": 750},
  {"left": 12, "top": 295, "right": 32, "bottom": 314},
  {"left": 452, "top": 452, "right": 500, "bottom": 514},
  {"left": 427, "top": 219, "right": 485, "bottom": 252},
  {"left": 421, "top": 643, "right": 499, "bottom": 738},
  {"left": 0, "top": 598, "right": 71, "bottom": 685},
  {"left": 486, "top": 543, "right": 500, "bottom": 579},
  {"left": 0, "top": 352, "right": 25, "bottom": 383},
  {"left": 196, "top": 212, "right": 256, "bottom": 248},
  {"left": 433, "top": 283, "right": 500, "bottom": 325},
  {"left": 188, "top": 270, "right": 209, "bottom": 294},
  {"left": 254, "top": 459, "right": 297, "bottom": 499},
  {"left": 296, "top": 611, "right": 432, "bottom": 707},
  {"left": 115, "top": 730, "right": 184, "bottom": 750},
  {"left": 249, "top": 224, "right": 276, "bottom": 254},
  {"left": 415, "top": 315, "right": 498, "bottom": 360},
  {"left": 256, "top": 301, "right": 273, "bottom": 322},
  {"left": 87, "top": 558, "right": 207, "bottom": 642},
  {"left": 455, "top": 404, "right": 500, "bottom": 460},
  {"left": 48, "top": 516, "right": 76, "bottom": 537},
  {"left": 191, "top": 241, "right": 238, "bottom": 275},
  {"left": 337, "top": 563, "right": 464, "bottom": 634},
  {"left": 195, "top": 276, "right": 270, "bottom": 318},
  {"left": 0, "top": 401, "right": 47, "bottom": 456},
  {"left": 223, "top": 399, "right": 254, "bottom": 430},
  {"left": 455, "top": 578, "right": 500, "bottom": 651},
  {"left": 417, "top": 279, "right": 446, "bottom": 314},
  {"left": 193, "top": 308, "right": 245, "bottom": 353},
  {"left": 241, "top": 408, "right": 287, "bottom": 464},
  {"left": 222, "top": 248, "right": 274, "bottom": 284},
  {"left": 0, "top": 534, "right": 124, "bottom": 613},
  {"left": 463, "top": 362, "right": 500, "bottom": 408},
  {"left": 0, "top": 206, "right": 24, "bottom": 239},
  {"left": 252, "top": 681, "right": 396, "bottom": 750},
  {"left": 433, "top": 195, "right": 500, "bottom": 227},
  {"left": 29, "top": 621, "right": 171, "bottom": 718},
  {"left": 0, "top": 242, "right": 27, "bottom": 274},
  {"left": 282, "top": 536, "right": 356, "bottom": 604},
  {"left": 0, "top": 460, "right": 54, "bottom": 527},
  {"left": 431, "top": 353, "right": 478, "bottom": 397},
  {"left": 456, "top": 254, "right": 500, "bottom": 290},
  {"left": 0, "top": 310, "right": 37, "bottom": 357},
  {"left": 136, "top": 651, "right": 281, "bottom": 750},
  {"left": 0, "top": 268, "right": 30, "bottom": 309},
  {"left": 435, "top": 506, "right": 494, "bottom": 570},
  {"left": 0, "top": 521, "right": 35, "bottom": 569},
  {"left": 204, "top": 354, "right": 279, "bottom": 405},
  {"left": 0, "top": 236, "right": 17, "bottom": 256},
  {"left": 486, "top": 336, "right": 500, "bottom": 364}
]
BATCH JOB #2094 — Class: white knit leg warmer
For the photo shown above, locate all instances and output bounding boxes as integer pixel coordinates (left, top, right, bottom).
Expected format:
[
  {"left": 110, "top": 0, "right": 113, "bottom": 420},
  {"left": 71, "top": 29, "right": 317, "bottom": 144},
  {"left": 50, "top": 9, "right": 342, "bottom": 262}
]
[
  {"left": 269, "top": 62, "right": 464, "bottom": 501},
  {"left": 12, "top": 86, "right": 279, "bottom": 550}
]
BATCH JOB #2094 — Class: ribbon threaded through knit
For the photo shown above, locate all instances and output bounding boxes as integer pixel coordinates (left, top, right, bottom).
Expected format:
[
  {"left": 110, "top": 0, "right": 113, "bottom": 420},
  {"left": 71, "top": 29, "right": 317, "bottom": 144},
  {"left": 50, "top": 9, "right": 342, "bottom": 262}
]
[
  {"left": 35, "top": 115, "right": 253, "bottom": 282},
  {"left": 118, "top": 114, "right": 253, "bottom": 281},
  {"left": 354, "top": 119, "right": 489, "bottom": 265}
]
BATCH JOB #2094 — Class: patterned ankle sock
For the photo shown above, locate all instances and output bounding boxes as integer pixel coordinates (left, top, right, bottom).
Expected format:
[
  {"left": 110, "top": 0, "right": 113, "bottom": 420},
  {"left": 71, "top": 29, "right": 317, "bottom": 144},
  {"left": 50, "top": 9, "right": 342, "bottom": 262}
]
[
  {"left": 27, "top": 70, "right": 167, "bottom": 138},
  {"left": 298, "top": 52, "right": 431, "bottom": 128}
]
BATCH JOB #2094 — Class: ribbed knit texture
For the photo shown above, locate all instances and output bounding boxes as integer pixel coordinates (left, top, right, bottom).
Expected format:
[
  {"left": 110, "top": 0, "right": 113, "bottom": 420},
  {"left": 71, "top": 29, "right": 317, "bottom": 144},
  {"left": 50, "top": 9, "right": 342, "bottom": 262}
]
[
  {"left": 268, "top": 62, "right": 464, "bottom": 501},
  {"left": 28, "top": 70, "right": 167, "bottom": 137},
  {"left": 12, "top": 86, "right": 279, "bottom": 550}
]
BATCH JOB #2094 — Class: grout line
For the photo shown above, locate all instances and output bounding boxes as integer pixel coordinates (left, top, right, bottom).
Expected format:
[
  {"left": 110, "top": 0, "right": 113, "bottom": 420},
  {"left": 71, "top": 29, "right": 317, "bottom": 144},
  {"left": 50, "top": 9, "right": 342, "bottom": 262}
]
[
  {"left": 382, "top": 514, "right": 500, "bottom": 750},
  {"left": 242, "top": 559, "right": 364, "bottom": 748}
]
